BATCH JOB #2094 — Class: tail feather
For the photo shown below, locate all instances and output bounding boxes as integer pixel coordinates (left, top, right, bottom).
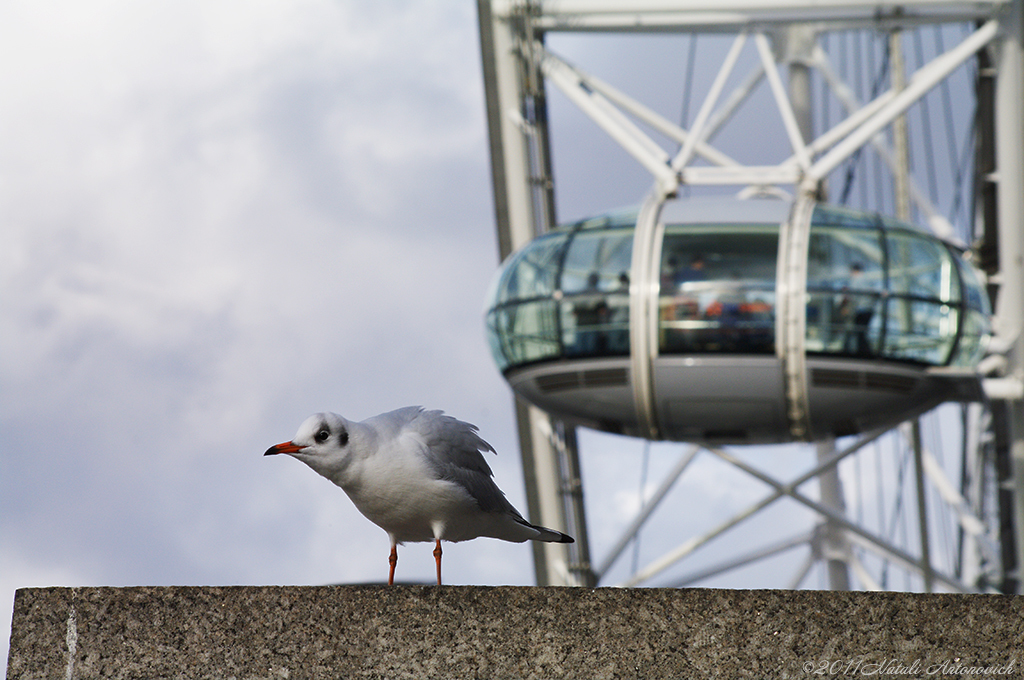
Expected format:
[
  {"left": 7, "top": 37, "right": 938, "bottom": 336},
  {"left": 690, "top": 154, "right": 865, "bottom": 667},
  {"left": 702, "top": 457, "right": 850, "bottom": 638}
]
[
  {"left": 508, "top": 511, "right": 575, "bottom": 543},
  {"left": 530, "top": 523, "right": 575, "bottom": 544}
]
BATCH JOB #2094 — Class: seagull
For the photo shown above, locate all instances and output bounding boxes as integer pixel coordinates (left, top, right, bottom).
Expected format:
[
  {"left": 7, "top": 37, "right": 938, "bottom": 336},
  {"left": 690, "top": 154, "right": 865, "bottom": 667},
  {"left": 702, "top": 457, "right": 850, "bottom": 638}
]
[{"left": 264, "top": 406, "right": 574, "bottom": 585}]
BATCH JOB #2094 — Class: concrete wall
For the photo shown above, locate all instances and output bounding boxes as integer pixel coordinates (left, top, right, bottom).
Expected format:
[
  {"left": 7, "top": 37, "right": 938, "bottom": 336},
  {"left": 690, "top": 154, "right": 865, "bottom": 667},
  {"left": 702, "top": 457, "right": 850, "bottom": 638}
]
[{"left": 6, "top": 585, "right": 1022, "bottom": 679}]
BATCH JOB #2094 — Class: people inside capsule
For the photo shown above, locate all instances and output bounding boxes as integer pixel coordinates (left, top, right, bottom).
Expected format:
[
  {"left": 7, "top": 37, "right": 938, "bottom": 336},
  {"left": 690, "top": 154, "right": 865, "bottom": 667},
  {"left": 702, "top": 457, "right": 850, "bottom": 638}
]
[
  {"left": 659, "top": 248, "right": 775, "bottom": 354},
  {"left": 660, "top": 253, "right": 704, "bottom": 352},
  {"left": 607, "top": 272, "right": 631, "bottom": 353},
  {"left": 568, "top": 272, "right": 611, "bottom": 356},
  {"left": 838, "top": 262, "right": 877, "bottom": 356},
  {"left": 675, "top": 253, "right": 707, "bottom": 284}
]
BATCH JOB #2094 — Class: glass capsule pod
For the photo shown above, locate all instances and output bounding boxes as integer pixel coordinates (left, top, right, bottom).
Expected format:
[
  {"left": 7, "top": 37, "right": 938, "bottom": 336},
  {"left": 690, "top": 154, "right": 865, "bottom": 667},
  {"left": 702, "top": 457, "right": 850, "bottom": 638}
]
[{"left": 485, "top": 197, "right": 991, "bottom": 444}]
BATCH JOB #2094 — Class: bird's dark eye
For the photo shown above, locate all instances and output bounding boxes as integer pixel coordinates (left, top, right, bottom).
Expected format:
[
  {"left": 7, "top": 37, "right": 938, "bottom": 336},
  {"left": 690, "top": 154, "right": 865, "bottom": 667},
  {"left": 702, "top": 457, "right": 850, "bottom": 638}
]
[{"left": 315, "top": 429, "right": 330, "bottom": 444}]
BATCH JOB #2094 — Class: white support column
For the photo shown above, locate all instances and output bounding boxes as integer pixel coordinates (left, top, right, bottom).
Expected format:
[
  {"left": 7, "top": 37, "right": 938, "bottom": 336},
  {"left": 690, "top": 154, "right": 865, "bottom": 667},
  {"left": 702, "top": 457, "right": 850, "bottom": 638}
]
[
  {"left": 478, "top": 0, "right": 586, "bottom": 586},
  {"left": 517, "top": 402, "right": 578, "bottom": 585},
  {"left": 478, "top": 1, "right": 537, "bottom": 258},
  {"left": 782, "top": 25, "right": 816, "bottom": 155},
  {"left": 777, "top": 193, "right": 815, "bottom": 439},
  {"left": 890, "top": 29, "right": 912, "bottom": 222},
  {"left": 993, "top": 0, "right": 1024, "bottom": 593},
  {"left": 628, "top": 192, "right": 668, "bottom": 439},
  {"left": 816, "top": 439, "right": 852, "bottom": 589},
  {"left": 909, "top": 420, "right": 935, "bottom": 592}
]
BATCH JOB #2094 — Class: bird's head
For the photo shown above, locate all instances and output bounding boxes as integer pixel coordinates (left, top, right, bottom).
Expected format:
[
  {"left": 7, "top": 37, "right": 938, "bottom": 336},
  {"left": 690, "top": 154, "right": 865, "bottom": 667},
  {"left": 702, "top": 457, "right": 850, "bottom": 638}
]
[{"left": 264, "top": 412, "right": 353, "bottom": 479}]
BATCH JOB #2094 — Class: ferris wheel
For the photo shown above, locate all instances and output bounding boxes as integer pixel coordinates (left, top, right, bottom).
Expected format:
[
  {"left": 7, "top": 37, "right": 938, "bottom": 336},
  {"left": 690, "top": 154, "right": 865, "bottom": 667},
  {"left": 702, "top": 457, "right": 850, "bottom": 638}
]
[{"left": 477, "top": 0, "right": 1024, "bottom": 593}]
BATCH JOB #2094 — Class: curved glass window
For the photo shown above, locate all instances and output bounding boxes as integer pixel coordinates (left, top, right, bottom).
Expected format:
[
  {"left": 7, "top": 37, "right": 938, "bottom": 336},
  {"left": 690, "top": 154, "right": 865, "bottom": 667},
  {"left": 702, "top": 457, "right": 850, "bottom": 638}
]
[
  {"left": 951, "top": 259, "right": 991, "bottom": 366},
  {"left": 485, "top": 203, "right": 990, "bottom": 372},
  {"left": 490, "top": 231, "right": 567, "bottom": 306},
  {"left": 803, "top": 208, "right": 991, "bottom": 366},
  {"left": 560, "top": 227, "right": 633, "bottom": 358},
  {"left": 883, "top": 230, "right": 960, "bottom": 364},
  {"left": 805, "top": 222, "right": 885, "bottom": 356},
  {"left": 485, "top": 232, "right": 567, "bottom": 370},
  {"left": 485, "top": 210, "right": 635, "bottom": 371}
]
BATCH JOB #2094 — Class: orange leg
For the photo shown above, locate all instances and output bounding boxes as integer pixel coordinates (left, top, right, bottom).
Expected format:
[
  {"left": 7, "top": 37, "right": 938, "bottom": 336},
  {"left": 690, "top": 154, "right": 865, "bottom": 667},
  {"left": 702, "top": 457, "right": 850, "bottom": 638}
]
[
  {"left": 388, "top": 545, "right": 398, "bottom": 586},
  {"left": 433, "top": 539, "right": 443, "bottom": 586}
]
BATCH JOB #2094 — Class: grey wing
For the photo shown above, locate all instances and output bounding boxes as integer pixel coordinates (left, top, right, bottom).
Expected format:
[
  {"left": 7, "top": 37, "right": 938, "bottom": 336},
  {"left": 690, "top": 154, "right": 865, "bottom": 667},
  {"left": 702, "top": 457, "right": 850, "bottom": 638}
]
[{"left": 413, "top": 410, "right": 522, "bottom": 517}]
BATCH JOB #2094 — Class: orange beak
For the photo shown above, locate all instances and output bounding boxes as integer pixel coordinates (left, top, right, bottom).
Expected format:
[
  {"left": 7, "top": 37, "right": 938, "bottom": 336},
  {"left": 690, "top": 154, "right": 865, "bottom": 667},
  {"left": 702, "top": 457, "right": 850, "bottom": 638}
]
[{"left": 264, "top": 441, "right": 304, "bottom": 456}]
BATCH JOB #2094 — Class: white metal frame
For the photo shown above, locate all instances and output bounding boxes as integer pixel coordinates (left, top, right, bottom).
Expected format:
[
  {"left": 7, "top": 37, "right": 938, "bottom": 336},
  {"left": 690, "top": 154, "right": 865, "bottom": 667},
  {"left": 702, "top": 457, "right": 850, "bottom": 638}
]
[
  {"left": 533, "top": 19, "right": 998, "bottom": 198},
  {"left": 478, "top": 0, "right": 1024, "bottom": 591},
  {"left": 617, "top": 430, "right": 976, "bottom": 591}
]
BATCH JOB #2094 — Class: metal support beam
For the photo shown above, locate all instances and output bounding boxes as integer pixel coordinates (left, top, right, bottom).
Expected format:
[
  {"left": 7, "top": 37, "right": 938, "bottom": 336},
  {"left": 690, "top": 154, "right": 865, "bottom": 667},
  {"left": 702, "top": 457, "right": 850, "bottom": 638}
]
[
  {"left": 478, "top": 0, "right": 535, "bottom": 259},
  {"left": 628, "top": 192, "right": 668, "bottom": 439},
  {"left": 788, "top": 30, "right": 854, "bottom": 591},
  {"left": 809, "top": 44, "right": 956, "bottom": 239},
  {"left": 890, "top": 29, "right": 912, "bottom": 222},
  {"left": 541, "top": 51, "right": 679, "bottom": 194},
  {"left": 909, "top": 420, "right": 935, "bottom": 592},
  {"left": 506, "top": 0, "right": 1008, "bottom": 33},
  {"left": 671, "top": 32, "right": 749, "bottom": 172},
  {"left": 756, "top": 32, "right": 813, "bottom": 170},
  {"left": 515, "top": 401, "right": 594, "bottom": 585},
  {"left": 992, "top": 0, "right": 1024, "bottom": 594},
  {"left": 777, "top": 193, "right": 815, "bottom": 439},
  {"left": 808, "top": 20, "right": 1000, "bottom": 182},
  {"left": 706, "top": 445, "right": 973, "bottom": 592},
  {"left": 618, "top": 428, "right": 888, "bottom": 586},
  {"left": 816, "top": 439, "right": 852, "bottom": 590},
  {"left": 543, "top": 50, "right": 740, "bottom": 168},
  {"left": 782, "top": 25, "right": 816, "bottom": 155},
  {"left": 547, "top": 417, "right": 597, "bottom": 585},
  {"left": 595, "top": 445, "right": 699, "bottom": 579},
  {"left": 667, "top": 531, "right": 814, "bottom": 588},
  {"left": 478, "top": 0, "right": 587, "bottom": 586}
]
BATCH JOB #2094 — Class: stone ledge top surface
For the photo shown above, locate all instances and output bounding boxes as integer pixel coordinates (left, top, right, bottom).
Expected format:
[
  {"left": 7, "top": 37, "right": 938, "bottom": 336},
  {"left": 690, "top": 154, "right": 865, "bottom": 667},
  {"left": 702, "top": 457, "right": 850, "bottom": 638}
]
[{"left": 6, "top": 585, "right": 1022, "bottom": 679}]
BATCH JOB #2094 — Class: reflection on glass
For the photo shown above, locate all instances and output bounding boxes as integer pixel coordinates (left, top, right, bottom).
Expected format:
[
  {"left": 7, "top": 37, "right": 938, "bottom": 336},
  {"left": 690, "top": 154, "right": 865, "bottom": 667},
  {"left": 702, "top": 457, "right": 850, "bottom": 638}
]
[
  {"left": 562, "top": 271, "right": 631, "bottom": 358},
  {"left": 485, "top": 214, "right": 635, "bottom": 369},
  {"left": 804, "top": 220, "right": 994, "bottom": 365},
  {"left": 486, "top": 300, "right": 560, "bottom": 371},
  {"left": 805, "top": 225, "right": 886, "bottom": 357},
  {"left": 807, "top": 227, "right": 884, "bottom": 293},
  {"left": 881, "top": 299, "right": 958, "bottom": 364},
  {"left": 492, "top": 232, "right": 567, "bottom": 305},
  {"left": 888, "top": 231, "right": 959, "bottom": 301},
  {"left": 954, "top": 308, "right": 989, "bottom": 367},
  {"left": 806, "top": 291, "right": 882, "bottom": 356},
  {"left": 560, "top": 228, "right": 633, "bottom": 358},
  {"left": 658, "top": 225, "right": 778, "bottom": 354},
  {"left": 560, "top": 230, "right": 632, "bottom": 293},
  {"left": 813, "top": 204, "right": 880, "bottom": 229}
]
